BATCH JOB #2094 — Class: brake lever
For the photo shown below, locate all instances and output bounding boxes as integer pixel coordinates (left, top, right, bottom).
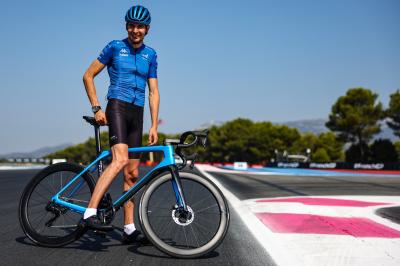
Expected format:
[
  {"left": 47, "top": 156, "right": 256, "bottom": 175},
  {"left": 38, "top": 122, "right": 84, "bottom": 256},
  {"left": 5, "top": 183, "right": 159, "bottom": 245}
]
[
  {"left": 201, "top": 137, "right": 207, "bottom": 147},
  {"left": 190, "top": 159, "right": 195, "bottom": 169},
  {"left": 188, "top": 153, "right": 198, "bottom": 169}
]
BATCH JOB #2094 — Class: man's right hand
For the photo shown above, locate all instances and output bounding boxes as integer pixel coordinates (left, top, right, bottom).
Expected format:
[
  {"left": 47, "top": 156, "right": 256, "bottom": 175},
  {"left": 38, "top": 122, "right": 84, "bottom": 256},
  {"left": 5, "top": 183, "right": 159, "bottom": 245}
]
[{"left": 95, "top": 110, "right": 107, "bottom": 125}]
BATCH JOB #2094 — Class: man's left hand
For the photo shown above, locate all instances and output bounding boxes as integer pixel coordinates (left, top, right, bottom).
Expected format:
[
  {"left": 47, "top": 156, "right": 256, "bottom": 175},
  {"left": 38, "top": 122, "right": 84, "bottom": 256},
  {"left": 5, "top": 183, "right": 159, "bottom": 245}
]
[{"left": 148, "top": 127, "right": 158, "bottom": 145}]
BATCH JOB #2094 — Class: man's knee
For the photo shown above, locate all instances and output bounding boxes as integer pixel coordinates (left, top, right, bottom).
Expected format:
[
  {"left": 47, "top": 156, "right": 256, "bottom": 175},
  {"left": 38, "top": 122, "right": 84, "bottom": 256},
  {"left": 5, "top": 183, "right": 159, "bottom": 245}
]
[
  {"left": 111, "top": 157, "right": 129, "bottom": 171},
  {"left": 124, "top": 167, "right": 139, "bottom": 183}
]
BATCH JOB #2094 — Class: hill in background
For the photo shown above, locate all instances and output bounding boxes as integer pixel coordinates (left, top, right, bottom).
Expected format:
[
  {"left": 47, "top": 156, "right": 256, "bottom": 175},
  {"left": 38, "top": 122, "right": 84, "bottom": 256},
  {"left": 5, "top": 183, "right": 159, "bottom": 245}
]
[
  {"left": 281, "top": 118, "right": 396, "bottom": 141},
  {"left": 0, "top": 143, "right": 72, "bottom": 159}
]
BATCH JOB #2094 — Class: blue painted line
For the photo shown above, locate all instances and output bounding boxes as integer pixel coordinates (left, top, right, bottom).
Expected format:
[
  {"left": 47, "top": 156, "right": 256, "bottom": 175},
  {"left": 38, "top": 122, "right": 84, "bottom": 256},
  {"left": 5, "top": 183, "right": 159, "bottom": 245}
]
[{"left": 221, "top": 166, "right": 400, "bottom": 177}]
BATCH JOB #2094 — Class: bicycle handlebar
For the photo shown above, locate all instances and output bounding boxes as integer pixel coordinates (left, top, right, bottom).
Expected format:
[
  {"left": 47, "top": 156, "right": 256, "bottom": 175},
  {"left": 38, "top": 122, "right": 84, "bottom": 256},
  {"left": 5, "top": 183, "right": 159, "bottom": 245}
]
[
  {"left": 177, "top": 130, "right": 209, "bottom": 149},
  {"left": 174, "top": 130, "right": 209, "bottom": 170}
]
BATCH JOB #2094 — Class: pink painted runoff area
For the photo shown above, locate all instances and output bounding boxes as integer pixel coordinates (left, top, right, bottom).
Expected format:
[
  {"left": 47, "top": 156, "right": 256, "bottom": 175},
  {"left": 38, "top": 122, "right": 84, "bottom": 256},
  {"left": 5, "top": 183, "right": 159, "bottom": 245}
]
[
  {"left": 256, "top": 197, "right": 389, "bottom": 207},
  {"left": 256, "top": 213, "right": 400, "bottom": 238}
]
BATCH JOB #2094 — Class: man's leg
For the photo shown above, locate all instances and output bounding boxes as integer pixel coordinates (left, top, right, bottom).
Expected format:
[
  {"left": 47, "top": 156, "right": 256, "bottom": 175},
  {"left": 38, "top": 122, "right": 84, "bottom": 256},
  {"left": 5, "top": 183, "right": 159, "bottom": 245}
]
[
  {"left": 83, "top": 143, "right": 129, "bottom": 226},
  {"left": 122, "top": 159, "right": 140, "bottom": 243},
  {"left": 123, "top": 159, "right": 140, "bottom": 225}
]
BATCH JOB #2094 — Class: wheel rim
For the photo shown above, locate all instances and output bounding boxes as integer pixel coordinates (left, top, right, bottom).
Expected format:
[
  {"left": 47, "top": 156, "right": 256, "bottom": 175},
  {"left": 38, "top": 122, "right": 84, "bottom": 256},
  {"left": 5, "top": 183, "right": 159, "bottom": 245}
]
[
  {"left": 140, "top": 173, "right": 229, "bottom": 257},
  {"left": 25, "top": 170, "right": 92, "bottom": 239}
]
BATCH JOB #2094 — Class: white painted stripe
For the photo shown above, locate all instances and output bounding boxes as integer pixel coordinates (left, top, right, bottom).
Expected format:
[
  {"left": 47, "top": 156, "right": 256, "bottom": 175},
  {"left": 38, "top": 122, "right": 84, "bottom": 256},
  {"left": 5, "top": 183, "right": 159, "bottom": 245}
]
[
  {"left": 196, "top": 164, "right": 297, "bottom": 266},
  {"left": 0, "top": 165, "right": 46, "bottom": 170},
  {"left": 196, "top": 164, "right": 278, "bottom": 175}
]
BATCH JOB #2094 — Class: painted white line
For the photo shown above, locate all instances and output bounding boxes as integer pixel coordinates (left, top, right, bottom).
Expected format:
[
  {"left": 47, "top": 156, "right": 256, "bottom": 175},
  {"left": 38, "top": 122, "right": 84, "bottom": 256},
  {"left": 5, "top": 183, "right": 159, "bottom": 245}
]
[
  {"left": 196, "top": 164, "right": 297, "bottom": 266},
  {"left": 0, "top": 165, "right": 46, "bottom": 170},
  {"left": 195, "top": 164, "right": 278, "bottom": 175}
]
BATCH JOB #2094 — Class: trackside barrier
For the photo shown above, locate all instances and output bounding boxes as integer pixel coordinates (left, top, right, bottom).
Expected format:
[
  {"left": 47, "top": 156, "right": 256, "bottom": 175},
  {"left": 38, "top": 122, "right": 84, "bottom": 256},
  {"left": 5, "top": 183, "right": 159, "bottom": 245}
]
[{"left": 266, "top": 162, "right": 400, "bottom": 171}]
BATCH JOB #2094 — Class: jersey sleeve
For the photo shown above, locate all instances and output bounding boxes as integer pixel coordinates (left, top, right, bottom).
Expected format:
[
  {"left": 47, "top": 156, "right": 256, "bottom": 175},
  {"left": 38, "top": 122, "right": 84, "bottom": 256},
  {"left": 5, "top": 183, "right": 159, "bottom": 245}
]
[
  {"left": 97, "top": 41, "right": 115, "bottom": 65},
  {"left": 148, "top": 53, "right": 158, "bottom": 79}
]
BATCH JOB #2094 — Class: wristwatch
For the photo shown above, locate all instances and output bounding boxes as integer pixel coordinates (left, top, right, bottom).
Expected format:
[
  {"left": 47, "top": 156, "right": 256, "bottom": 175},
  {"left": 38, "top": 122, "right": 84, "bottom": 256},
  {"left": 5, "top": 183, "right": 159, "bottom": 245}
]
[{"left": 91, "top": 106, "right": 101, "bottom": 114}]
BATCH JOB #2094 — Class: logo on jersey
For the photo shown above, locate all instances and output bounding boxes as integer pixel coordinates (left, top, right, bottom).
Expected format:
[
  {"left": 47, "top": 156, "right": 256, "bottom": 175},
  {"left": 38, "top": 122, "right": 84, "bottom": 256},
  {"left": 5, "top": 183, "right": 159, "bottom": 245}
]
[
  {"left": 142, "top": 54, "right": 149, "bottom": 60},
  {"left": 119, "top": 48, "right": 129, "bottom": 57}
]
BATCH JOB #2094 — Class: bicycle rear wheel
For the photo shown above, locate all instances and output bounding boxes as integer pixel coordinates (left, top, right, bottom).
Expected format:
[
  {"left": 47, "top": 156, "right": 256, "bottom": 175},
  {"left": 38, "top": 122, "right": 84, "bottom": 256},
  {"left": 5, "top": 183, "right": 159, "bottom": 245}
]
[
  {"left": 19, "top": 163, "right": 95, "bottom": 247},
  {"left": 139, "top": 171, "right": 230, "bottom": 258}
]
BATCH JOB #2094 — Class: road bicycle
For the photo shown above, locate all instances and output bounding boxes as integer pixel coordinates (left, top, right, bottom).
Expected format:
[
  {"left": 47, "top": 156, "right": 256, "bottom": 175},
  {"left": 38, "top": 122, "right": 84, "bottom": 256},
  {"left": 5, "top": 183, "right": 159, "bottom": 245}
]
[{"left": 19, "top": 116, "right": 230, "bottom": 258}]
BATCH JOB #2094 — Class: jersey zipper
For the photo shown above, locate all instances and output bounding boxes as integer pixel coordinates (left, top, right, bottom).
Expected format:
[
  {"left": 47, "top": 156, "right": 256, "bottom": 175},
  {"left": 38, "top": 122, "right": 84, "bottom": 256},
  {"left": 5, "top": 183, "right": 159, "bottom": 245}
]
[{"left": 133, "top": 48, "right": 137, "bottom": 104}]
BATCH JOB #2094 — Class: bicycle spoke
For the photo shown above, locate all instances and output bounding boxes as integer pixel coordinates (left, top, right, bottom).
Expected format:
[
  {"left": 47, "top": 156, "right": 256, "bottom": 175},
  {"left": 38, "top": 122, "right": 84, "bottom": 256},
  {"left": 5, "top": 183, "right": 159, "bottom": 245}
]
[
  {"left": 33, "top": 188, "right": 52, "bottom": 202},
  {"left": 190, "top": 196, "right": 213, "bottom": 208},
  {"left": 189, "top": 224, "right": 200, "bottom": 248},
  {"left": 51, "top": 175, "right": 57, "bottom": 194},
  {"left": 60, "top": 172, "right": 63, "bottom": 190},
  {"left": 146, "top": 214, "right": 171, "bottom": 218},
  {"left": 182, "top": 226, "right": 189, "bottom": 248},
  {"left": 191, "top": 219, "right": 212, "bottom": 233},
  {"left": 29, "top": 197, "right": 48, "bottom": 206},
  {"left": 195, "top": 204, "right": 218, "bottom": 214},
  {"left": 35, "top": 212, "right": 50, "bottom": 233},
  {"left": 28, "top": 202, "right": 47, "bottom": 209},
  {"left": 192, "top": 221, "right": 209, "bottom": 241},
  {"left": 156, "top": 217, "right": 173, "bottom": 238},
  {"left": 39, "top": 182, "right": 57, "bottom": 198}
]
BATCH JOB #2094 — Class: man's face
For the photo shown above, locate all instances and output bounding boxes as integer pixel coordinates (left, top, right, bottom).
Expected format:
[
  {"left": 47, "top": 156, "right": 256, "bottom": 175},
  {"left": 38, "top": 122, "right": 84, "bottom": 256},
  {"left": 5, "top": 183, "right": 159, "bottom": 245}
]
[{"left": 127, "top": 22, "right": 149, "bottom": 45}]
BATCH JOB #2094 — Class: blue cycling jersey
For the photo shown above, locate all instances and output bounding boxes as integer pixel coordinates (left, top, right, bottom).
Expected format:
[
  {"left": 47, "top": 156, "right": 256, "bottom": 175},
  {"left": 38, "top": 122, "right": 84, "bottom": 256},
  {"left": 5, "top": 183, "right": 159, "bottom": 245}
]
[{"left": 97, "top": 38, "right": 158, "bottom": 107}]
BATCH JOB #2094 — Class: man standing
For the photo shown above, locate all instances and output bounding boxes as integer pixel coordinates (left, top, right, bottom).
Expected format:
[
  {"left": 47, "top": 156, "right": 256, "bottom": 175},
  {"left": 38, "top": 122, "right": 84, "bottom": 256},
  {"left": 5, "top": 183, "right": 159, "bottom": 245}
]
[{"left": 82, "top": 5, "right": 159, "bottom": 243}]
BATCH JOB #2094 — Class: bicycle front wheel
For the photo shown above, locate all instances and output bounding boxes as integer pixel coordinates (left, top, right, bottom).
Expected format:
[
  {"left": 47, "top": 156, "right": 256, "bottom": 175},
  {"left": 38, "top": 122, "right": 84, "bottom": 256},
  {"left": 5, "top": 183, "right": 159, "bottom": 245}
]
[
  {"left": 19, "top": 163, "right": 95, "bottom": 247},
  {"left": 139, "top": 171, "right": 230, "bottom": 258}
]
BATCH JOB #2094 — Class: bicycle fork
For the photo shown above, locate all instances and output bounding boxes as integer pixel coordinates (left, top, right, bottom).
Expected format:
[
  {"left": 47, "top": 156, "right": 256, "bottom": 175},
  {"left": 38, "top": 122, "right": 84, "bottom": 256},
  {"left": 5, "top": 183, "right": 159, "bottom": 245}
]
[{"left": 169, "top": 165, "right": 188, "bottom": 211}]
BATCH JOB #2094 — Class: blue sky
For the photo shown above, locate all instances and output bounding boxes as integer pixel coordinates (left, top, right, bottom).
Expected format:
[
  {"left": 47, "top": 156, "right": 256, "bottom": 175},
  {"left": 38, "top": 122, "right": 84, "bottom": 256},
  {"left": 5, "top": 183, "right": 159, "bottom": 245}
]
[{"left": 0, "top": 0, "right": 399, "bottom": 154}]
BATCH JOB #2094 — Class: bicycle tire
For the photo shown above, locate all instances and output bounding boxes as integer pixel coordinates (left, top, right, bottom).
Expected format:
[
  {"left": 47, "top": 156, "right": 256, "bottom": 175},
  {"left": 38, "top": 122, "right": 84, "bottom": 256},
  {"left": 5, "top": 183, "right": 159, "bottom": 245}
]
[
  {"left": 139, "top": 171, "right": 230, "bottom": 258},
  {"left": 19, "top": 162, "right": 95, "bottom": 247}
]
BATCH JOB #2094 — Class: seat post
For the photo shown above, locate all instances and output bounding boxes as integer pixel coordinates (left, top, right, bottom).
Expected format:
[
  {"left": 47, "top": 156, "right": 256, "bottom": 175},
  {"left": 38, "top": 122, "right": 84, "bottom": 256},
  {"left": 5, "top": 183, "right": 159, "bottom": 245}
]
[
  {"left": 94, "top": 125, "right": 103, "bottom": 177},
  {"left": 94, "top": 125, "right": 101, "bottom": 156}
]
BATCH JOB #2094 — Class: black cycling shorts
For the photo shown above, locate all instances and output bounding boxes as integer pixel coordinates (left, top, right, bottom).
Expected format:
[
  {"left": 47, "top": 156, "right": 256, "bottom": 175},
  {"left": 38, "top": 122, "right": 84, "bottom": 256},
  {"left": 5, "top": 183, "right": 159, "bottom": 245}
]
[{"left": 105, "top": 98, "right": 144, "bottom": 159}]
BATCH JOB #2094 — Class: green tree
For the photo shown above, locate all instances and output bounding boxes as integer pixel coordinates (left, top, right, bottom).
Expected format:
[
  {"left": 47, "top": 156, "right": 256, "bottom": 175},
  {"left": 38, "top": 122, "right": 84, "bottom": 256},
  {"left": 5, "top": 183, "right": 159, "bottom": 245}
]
[
  {"left": 326, "top": 88, "right": 384, "bottom": 162},
  {"left": 345, "top": 143, "right": 370, "bottom": 163},
  {"left": 370, "top": 139, "right": 398, "bottom": 162},
  {"left": 386, "top": 90, "right": 400, "bottom": 137},
  {"left": 292, "top": 132, "right": 344, "bottom": 162},
  {"left": 318, "top": 132, "right": 344, "bottom": 161},
  {"left": 199, "top": 118, "right": 301, "bottom": 164},
  {"left": 312, "top": 148, "right": 330, "bottom": 162},
  {"left": 395, "top": 141, "right": 400, "bottom": 159}
]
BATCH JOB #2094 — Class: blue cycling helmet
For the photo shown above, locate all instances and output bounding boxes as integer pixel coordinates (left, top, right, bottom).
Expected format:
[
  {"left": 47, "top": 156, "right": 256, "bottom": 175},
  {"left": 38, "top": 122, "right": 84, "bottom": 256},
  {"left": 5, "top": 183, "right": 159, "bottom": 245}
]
[{"left": 125, "top": 5, "right": 151, "bottom": 25}]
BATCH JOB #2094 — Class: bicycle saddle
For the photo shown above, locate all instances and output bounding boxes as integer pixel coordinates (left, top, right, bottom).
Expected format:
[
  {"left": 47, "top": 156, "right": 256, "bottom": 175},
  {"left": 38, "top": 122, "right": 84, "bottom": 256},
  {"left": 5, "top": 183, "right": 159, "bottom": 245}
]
[{"left": 83, "top": 116, "right": 101, "bottom": 127}]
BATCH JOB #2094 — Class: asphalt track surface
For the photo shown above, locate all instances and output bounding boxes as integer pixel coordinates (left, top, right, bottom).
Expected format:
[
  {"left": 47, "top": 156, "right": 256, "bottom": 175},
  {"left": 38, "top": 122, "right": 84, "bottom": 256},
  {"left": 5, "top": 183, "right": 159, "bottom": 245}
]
[
  {"left": 0, "top": 168, "right": 272, "bottom": 266},
  {"left": 209, "top": 171, "right": 400, "bottom": 200},
  {"left": 1, "top": 167, "right": 399, "bottom": 265}
]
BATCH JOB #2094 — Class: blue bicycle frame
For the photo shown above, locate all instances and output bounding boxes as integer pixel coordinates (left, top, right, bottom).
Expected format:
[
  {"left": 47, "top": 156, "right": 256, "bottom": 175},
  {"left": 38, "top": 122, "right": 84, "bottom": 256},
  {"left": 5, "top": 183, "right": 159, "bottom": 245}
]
[{"left": 51, "top": 144, "right": 188, "bottom": 214}]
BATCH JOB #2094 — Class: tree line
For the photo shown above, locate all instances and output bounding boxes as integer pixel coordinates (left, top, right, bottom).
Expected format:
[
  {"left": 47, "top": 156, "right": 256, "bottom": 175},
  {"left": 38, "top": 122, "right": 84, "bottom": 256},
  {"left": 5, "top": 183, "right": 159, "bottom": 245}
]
[{"left": 48, "top": 88, "right": 400, "bottom": 164}]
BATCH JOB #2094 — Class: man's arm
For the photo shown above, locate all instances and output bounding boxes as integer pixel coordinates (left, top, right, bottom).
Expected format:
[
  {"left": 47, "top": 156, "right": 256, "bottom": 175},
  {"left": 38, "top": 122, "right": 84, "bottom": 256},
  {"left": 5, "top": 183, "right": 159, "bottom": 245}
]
[
  {"left": 148, "top": 78, "right": 160, "bottom": 145},
  {"left": 83, "top": 59, "right": 107, "bottom": 125}
]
